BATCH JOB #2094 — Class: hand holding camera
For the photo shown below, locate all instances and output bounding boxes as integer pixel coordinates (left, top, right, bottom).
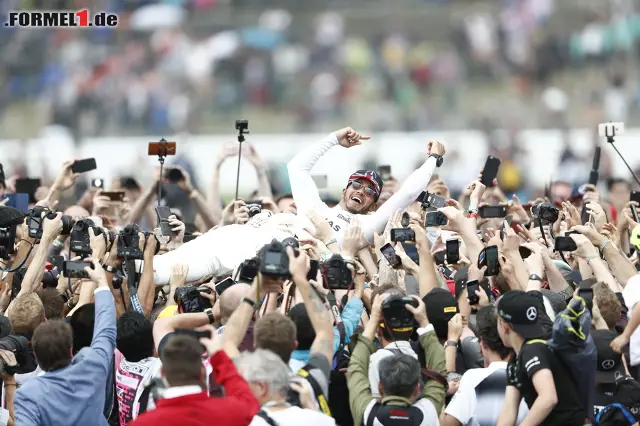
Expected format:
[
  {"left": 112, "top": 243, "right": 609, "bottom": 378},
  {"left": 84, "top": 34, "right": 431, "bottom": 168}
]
[
  {"left": 83, "top": 257, "right": 107, "bottom": 287},
  {"left": 233, "top": 201, "right": 250, "bottom": 225},
  {"left": 198, "top": 325, "right": 223, "bottom": 357},
  {"left": 168, "top": 215, "right": 185, "bottom": 243},
  {"left": 289, "top": 377, "right": 316, "bottom": 411},
  {"left": 287, "top": 246, "right": 310, "bottom": 281},
  {"left": 88, "top": 227, "right": 107, "bottom": 260},
  {"left": 584, "top": 202, "right": 606, "bottom": 231},
  {"left": 568, "top": 231, "right": 598, "bottom": 260},
  {"left": 42, "top": 212, "right": 64, "bottom": 241},
  {"left": 404, "top": 295, "right": 429, "bottom": 328}
]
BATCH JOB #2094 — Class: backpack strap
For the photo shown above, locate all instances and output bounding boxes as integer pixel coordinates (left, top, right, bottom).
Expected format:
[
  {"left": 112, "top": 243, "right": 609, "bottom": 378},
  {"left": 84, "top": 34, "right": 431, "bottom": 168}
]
[
  {"left": 297, "top": 365, "right": 332, "bottom": 417},
  {"left": 365, "top": 403, "right": 381, "bottom": 426},
  {"left": 327, "top": 292, "right": 346, "bottom": 349},
  {"left": 596, "top": 403, "right": 636, "bottom": 425},
  {"left": 257, "top": 410, "right": 279, "bottom": 426},
  {"left": 137, "top": 382, "right": 153, "bottom": 414}
]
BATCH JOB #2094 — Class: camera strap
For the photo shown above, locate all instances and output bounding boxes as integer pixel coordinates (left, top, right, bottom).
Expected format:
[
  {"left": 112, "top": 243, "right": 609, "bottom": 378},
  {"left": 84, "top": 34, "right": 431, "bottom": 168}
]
[
  {"left": 283, "top": 282, "right": 296, "bottom": 314},
  {"left": 326, "top": 292, "right": 346, "bottom": 348},
  {"left": 296, "top": 365, "right": 331, "bottom": 416}
]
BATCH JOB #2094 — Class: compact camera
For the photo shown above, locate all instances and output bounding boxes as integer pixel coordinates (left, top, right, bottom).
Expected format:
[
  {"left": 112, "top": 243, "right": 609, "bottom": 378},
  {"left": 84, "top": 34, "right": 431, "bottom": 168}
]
[
  {"left": 174, "top": 285, "right": 212, "bottom": 313},
  {"left": 531, "top": 202, "right": 559, "bottom": 224},
  {"left": 245, "top": 200, "right": 263, "bottom": 218},
  {"left": 27, "top": 206, "right": 73, "bottom": 240},
  {"left": 321, "top": 254, "right": 353, "bottom": 290}
]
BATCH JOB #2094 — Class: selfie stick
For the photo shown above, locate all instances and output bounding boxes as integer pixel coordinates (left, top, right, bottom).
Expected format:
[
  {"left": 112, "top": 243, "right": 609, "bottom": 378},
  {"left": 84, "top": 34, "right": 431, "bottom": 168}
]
[
  {"left": 604, "top": 128, "right": 640, "bottom": 187},
  {"left": 156, "top": 138, "right": 168, "bottom": 206},
  {"left": 234, "top": 121, "right": 250, "bottom": 200}
]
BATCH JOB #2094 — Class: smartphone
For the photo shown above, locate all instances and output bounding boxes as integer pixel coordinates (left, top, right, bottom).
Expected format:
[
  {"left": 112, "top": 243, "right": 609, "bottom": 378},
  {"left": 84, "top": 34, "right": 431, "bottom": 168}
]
[
  {"left": 554, "top": 235, "right": 578, "bottom": 252},
  {"left": 155, "top": 206, "right": 177, "bottom": 236},
  {"left": 632, "top": 191, "right": 640, "bottom": 205},
  {"left": 2, "top": 193, "right": 29, "bottom": 213},
  {"left": 401, "top": 242, "right": 420, "bottom": 265},
  {"left": 15, "top": 178, "right": 41, "bottom": 203},
  {"left": 215, "top": 277, "right": 235, "bottom": 296},
  {"left": 101, "top": 191, "right": 125, "bottom": 202},
  {"left": 63, "top": 260, "right": 92, "bottom": 279},
  {"left": 390, "top": 228, "right": 415, "bottom": 242},
  {"left": 439, "top": 265, "right": 453, "bottom": 279},
  {"left": 380, "top": 243, "right": 401, "bottom": 268},
  {"left": 165, "top": 168, "right": 185, "bottom": 183},
  {"left": 71, "top": 158, "right": 97, "bottom": 174},
  {"left": 578, "top": 281, "right": 594, "bottom": 311},
  {"left": 433, "top": 251, "right": 446, "bottom": 266},
  {"left": 425, "top": 193, "right": 446, "bottom": 209},
  {"left": 307, "top": 259, "right": 319, "bottom": 281},
  {"left": 379, "top": 165, "right": 392, "bottom": 181},
  {"left": 91, "top": 178, "right": 105, "bottom": 189},
  {"left": 425, "top": 211, "right": 448, "bottom": 227},
  {"left": 478, "top": 246, "right": 500, "bottom": 276},
  {"left": 148, "top": 141, "right": 177, "bottom": 156},
  {"left": 478, "top": 205, "right": 507, "bottom": 219},
  {"left": 467, "top": 280, "right": 480, "bottom": 305},
  {"left": 446, "top": 240, "right": 460, "bottom": 264},
  {"left": 632, "top": 204, "right": 639, "bottom": 223},
  {"left": 519, "top": 245, "right": 532, "bottom": 259},
  {"left": 481, "top": 156, "right": 501, "bottom": 187},
  {"left": 312, "top": 175, "right": 328, "bottom": 189},
  {"left": 50, "top": 255, "right": 64, "bottom": 271}
]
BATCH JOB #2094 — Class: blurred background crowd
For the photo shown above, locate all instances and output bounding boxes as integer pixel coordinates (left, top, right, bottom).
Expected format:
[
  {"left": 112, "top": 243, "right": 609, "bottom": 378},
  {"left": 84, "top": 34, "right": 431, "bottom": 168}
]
[{"left": 2, "top": 0, "right": 640, "bottom": 199}]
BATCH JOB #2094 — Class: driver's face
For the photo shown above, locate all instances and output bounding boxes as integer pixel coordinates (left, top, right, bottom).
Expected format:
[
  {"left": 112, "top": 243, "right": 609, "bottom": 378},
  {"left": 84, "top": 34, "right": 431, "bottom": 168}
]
[{"left": 342, "top": 179, "right": 377, "bottom": 214}]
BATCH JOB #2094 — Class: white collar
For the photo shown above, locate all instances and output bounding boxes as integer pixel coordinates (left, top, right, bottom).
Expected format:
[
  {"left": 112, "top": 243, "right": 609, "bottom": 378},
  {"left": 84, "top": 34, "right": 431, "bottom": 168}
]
[
  {"left": 487, "top": 361, "right": 508, "bottom": 372},
  {"left": 382, "top": 340, "right": 413, "bottom": 350},
  {"left": 162, "top": 385, "right": 204, "bottom": 399}
]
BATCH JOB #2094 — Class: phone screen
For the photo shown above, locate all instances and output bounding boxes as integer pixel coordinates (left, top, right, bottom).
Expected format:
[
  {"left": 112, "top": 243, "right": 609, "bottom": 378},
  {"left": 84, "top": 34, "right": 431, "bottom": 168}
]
[
  {"left": 148, "top": 141, "right": 177, "bottom": 156},
  {"left": 102, "top": 191, "right": 125, "bottom": 202},
  {"left": 425, "top": 212, "right": 448, "bottom": 227},
  {"left": 215, "top": 278, "right": 235, "bottom": 295},
  {"left": 479, "top": 205, "right": 507, "bottom": 219},
  {"left": 467, "top": 281, "right": 479, "bottom": 305},
  {"left": 481, "top": 246, "right": 500, "bottom": 276},
  {"left": 446, "top": 240, "right": 460, "bottom": 264},
  {"left": 379, "top": 165, "right": 392, "bottom": 181},
  {"left": 631, "top": 191, "right": 640, "bottom": 205},
  {"left": 307, "top": 259, "right": 319, "bottom": 281},
  {"left": 71, "top": 158, "right": 97, "bottom": 174},
  {"left": 380, "top": 243, "right": 400, "bottom": 268},
  {"left": 578, "top": 287, "right": 593, "bottom": 311},
  {"left": 481, "top": 156, "right": 501, "bottom": 187},
  {"left": 554, "top": 235, "right": 577, "bottom": 252}
]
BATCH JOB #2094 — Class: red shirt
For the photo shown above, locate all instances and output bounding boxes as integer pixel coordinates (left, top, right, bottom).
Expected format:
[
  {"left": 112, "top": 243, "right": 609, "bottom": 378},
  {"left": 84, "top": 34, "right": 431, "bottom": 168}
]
[{"left": 130, "top": 351, "right": 259, "bottom": 426}]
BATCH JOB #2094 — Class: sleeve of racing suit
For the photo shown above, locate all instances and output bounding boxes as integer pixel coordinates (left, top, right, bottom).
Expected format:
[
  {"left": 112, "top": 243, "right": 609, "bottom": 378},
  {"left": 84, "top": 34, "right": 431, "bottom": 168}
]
[{"left": 287, "top": 134, "right": 338, "bottom": 214}]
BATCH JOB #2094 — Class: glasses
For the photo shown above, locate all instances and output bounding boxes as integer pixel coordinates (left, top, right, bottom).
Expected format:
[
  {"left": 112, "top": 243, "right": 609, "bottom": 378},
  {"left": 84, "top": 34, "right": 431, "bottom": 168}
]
[{"left": 351, "top": 181, "right": 377, "bottom": 197}]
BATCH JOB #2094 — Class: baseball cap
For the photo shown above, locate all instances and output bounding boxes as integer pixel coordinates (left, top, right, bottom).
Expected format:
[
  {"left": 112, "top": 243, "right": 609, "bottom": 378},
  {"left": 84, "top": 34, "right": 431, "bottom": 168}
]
[
  {"left": 631, "top": 225, "right": 640, "bottom": 252},
  {"left": 496, "top": 290, "right": 546, "bottom": 340},
  {"left": 593, "top": 329, "right": 627, "bottom": 384},
  {"left": 348, "top": 170, "right": 383, "bottom": 200},
  {"left": 423, "top": 288, "right": 459, "bottom": 340}
]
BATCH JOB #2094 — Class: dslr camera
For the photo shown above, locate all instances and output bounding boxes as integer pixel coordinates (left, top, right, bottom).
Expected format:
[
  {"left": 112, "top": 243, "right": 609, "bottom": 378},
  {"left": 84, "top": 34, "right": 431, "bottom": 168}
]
[
  {"left": 531, "top": 202, "right": 559, "bottom": 223},
  {"left": 0, "top": 205, "right": 24, "bottom": 260},
  {"left": 27, "top": 206, "right": 73, "bottom": 240},
  {"left": 381, "top": 295, "right": 419, "bottom": 331},
  {"left": 117, "top": 224, "right": 159, "bottom": 260},
  {"left": 174, "top": 286, "right": 212, "bottom": 313},
  {"left": 321, "top": 254, "right": 353, "bottom": 290},
  {"left": 236, "top": 257, "right": 260, "bottom": 283},
  {"left": 258, "top": 239, "right": 296, "bottom": 278},
  {"left": 70, "top": 218, "right": 102, "bottom": 257},
  {"left": 0, "top": 334, "right": 29, "bottom": 375}
]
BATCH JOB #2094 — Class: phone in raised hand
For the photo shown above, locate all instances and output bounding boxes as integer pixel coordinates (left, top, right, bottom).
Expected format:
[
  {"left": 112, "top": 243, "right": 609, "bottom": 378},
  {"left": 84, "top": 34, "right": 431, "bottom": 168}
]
[
  {"left": 446, "top": 240, "right": 460, "bottom": 264},
  {"left": 380, "top": 243, "right": 401, "bottom": 268},
  {"left": 71, "top": 158, "right": 97, "bottom": 174},
  {"left": 478, "top": 246, "right": 500, "bottom": 276},
  {"left": 155, "top": 206, "right": 177, "bottom": 237},
  {"left": 481, "top": 156, "right": 501, "bottom": 187},
  {"left": 478, "top": 205, "right": 507, "bottom": 219}
]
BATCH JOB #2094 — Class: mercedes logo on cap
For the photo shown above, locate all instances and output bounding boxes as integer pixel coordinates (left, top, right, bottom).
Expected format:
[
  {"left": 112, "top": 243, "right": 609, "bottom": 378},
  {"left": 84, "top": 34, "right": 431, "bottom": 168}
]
[
  {"left": 602, "top": 359, "right": 615, "bottom": 370},
  {"left": 526, "top": 307, "right": 537, "bottom": 321}
]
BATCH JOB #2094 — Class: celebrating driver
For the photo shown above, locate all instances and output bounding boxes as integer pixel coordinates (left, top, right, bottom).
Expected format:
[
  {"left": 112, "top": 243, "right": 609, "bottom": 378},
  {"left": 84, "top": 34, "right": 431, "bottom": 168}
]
[{"left": 287, "top": 127, "right": 445, "bottom": 245}]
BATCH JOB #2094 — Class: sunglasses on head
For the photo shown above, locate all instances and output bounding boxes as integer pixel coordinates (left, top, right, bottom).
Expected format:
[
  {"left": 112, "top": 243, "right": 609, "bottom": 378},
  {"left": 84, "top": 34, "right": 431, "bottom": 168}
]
[{"left": 351, "top": 180, "right": 377, "bottom": 197}]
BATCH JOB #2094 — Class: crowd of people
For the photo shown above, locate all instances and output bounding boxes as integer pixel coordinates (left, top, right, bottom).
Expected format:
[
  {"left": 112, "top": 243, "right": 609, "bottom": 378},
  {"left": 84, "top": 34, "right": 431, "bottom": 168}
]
[{"left": 0, "top": 127, "right": 638, "bottom": 426}]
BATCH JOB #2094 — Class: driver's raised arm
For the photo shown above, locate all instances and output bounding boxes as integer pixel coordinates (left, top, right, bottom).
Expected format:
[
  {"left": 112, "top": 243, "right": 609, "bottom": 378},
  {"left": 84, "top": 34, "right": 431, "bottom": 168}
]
[
  {"left": 360, "top": 141, "right": 445, "bottom": 242},
  {"left": 287, "top": 127, "right": 369, "bottom": 215}
]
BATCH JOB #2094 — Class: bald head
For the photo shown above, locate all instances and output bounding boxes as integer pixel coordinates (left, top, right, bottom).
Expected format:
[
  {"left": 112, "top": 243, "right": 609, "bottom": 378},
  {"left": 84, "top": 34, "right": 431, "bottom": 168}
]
[
  {"left": 220, "top": 283, "right": 252, "bottom": 324},
  {"left": 64, "top": 205, "right": 90, "bottom": 219}
]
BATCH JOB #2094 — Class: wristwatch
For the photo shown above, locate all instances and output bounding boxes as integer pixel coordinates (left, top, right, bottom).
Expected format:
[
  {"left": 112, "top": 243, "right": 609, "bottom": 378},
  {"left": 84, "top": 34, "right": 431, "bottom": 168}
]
[
  {"left": 529, "top": 274, "right": 542, "bottom": 281},
  {"left": 204, "top": 308, "right": 215, "bottom": 324},
  {"left": 102, "top": 263, "right": 118, "bottom": 274},
  {"left": 444, "top": 340, "right": 458, "bottom": 348},
  {"left": 428, "top": 154, "right": 444, "bottom": 167}
]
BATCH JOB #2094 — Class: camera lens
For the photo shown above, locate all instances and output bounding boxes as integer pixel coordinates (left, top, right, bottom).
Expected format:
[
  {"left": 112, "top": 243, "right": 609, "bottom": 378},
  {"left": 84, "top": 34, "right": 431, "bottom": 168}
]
[{"left": 247, "top": 204, "right": 261, "bottom": 217}]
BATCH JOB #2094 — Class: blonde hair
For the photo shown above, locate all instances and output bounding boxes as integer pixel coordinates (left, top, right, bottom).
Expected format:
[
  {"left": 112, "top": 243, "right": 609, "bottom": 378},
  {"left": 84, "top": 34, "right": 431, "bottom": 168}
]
[{"left": 9, "top": 293, "right": 45, "bottom": 334}]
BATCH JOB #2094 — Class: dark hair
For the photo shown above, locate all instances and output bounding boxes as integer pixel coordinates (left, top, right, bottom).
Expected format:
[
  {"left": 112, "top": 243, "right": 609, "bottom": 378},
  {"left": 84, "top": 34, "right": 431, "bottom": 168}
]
[
  {"left": 378, "top": 354, "right": 420, "bottom": 399},
  {"left": 275, "top": 194, "right": 294, "bottom": 204},
  {"left": 117, "top": 311, "right": 154, "bottom": 362},
  {"left": 476, "top": 306, "right": 511, "bottom": 359},
  {"left": 160, "top": 334, "right": 204, "bottom": 387},
  {"left": 37, "top": 289, "right": 65, "bottom": 320},
  {"left": 255, "top": 313, "right": 296, "bottom": 363},
  {"left": 288, "top": 304, "right": 315, "bottom": 351},
  {"left": 607, "top": 178, "right": 630, "bottom": 192},
  {"left": 33, "top": 320, "right": 73, "bottom": 371},
  {"left": 371, "top": 283, "right": 405, "bottom": 307},
  {"left": 70, "top": 303, "right": 95, "bottom": 355}
]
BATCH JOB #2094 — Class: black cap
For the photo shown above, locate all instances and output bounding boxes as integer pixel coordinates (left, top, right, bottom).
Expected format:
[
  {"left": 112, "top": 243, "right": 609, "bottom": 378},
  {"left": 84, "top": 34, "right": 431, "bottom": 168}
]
[
  {"left": 496, "top": 290, "right": 546, "bottom": 340},
  {"left": 0, "top": 206, "right": 25, "bottom": 228},
  {"left": 423, "top": 288, "right": 459, "bottom": 340},
  {"left": 593, "top": 329, "right": 626, "bottom": 384}
]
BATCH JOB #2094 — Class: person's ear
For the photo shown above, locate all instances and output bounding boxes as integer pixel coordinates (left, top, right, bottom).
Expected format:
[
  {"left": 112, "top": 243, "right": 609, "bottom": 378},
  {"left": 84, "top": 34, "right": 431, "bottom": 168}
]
[
  {"left": 294, "top": 340, "right": 299, "bottom": 350},
  {"left": 378, "top": 382, "right": 384, "bottom": 397}
]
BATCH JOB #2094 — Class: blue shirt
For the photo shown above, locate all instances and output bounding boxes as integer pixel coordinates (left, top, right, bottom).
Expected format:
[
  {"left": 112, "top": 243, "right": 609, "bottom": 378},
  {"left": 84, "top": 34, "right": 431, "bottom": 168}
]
[{"left": 15, "top": 288, "right": 116, "bottom": 426}]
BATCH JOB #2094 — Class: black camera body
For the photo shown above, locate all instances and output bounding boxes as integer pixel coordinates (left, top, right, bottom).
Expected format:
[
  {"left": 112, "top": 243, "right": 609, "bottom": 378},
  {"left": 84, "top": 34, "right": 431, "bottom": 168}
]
[
  {"left": 321, "top": 254, "right": 353, "bottom": 290},
  {"left": 27, "top": 206, "right": 73, "bottom": 240},
  {"left": 236, "top": 257, "right": 260, "bottom": 283},
  {"left": 0, "top": 334, "right": 30, "bottom": 376},
  {"left": 531, "top": 202, "right": 559, "bottom": 223},
  {"left": 381, "top": 295, "right": 419, "bottom": 330},
  {"left": 174, "top": 285, "right": 212, "bottom": 313},
  {"left": 0, "top": 225, "right": 17, "bottom": 260},
  {"left": 117, "top": 224, "right": 158, "bottom": 260},
  {"left": 258, "top": 239, "right": 293, "bottom": 278},
  {"left": 235, "top": 119, "right": 249, "bottom": 132},
  {"left": 245, "top": 200, "right": 263, "bottom": 218},
  {"left": 70, "top": 218, "right": 102, "bottom": 257}
]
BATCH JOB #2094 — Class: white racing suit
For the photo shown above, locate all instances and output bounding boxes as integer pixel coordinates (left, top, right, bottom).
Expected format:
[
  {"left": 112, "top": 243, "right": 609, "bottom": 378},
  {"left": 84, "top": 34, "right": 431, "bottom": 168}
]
[{"left": 287, "top": 133, "right": 439, "bottom": 245}]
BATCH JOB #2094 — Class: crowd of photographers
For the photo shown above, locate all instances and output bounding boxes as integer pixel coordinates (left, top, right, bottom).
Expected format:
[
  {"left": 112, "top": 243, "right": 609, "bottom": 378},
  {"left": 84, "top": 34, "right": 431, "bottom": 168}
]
[{"left": 0, "top": 126, "right": 639, "bottom": 426}]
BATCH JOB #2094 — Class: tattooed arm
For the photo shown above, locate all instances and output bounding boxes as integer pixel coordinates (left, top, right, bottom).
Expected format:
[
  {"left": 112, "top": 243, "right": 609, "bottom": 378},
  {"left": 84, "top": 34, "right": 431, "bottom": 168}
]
[{"left": 289, "top": 248, "right": 335, "bottom": 362}]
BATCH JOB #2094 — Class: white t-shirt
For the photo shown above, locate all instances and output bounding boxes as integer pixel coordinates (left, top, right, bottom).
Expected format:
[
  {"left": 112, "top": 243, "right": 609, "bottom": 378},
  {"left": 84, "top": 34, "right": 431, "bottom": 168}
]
[
  {"left": 250, "top": 406, "right": 335, "bottom": 426},
  {"left": 444, "top": 361, "right": 529, "bottom": 426},
  {"left": 287, "top": 133, "right": 438, "bottom": 245},
  {"left": 368, "top": 340, "right": 418, "bottom": 399},
  {"left": 363, "top": 398, "right": 439, "bottom": 426},
  {"left": 115, "top": 354, "right": 162, "bottom": 424},
  {"left": 623, "top": 276, "right": 640, "bottom": 366}
]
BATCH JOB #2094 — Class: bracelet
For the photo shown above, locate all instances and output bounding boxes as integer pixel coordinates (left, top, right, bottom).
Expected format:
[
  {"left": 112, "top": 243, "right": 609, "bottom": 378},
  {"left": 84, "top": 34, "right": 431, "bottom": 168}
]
[
  {"left": 204, "top": 308, "right": 215, "bottom": 324},
  {"left": 586, "top": 255, "right": 598, "bottom": 265},
  {"left": 102, "top": 263, "right": 118, "bottom": 273},
  {"left": 325, "top": 238, "right": 337, "bottom": 247},
  {"left": 599, "top": 239, "right": 611, "bottom": 258},
  {"left": 242, "top": 297, "right": 257, "bottom": 309},
  {"left": 466, "top": 212, "right": 478, "bottom": 220}
]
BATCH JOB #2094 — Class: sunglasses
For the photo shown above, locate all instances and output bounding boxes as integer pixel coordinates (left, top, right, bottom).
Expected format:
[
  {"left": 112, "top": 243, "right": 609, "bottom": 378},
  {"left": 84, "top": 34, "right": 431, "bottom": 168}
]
[{"left": 351, "top": 181, "right": 377, "bottom": 198}]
